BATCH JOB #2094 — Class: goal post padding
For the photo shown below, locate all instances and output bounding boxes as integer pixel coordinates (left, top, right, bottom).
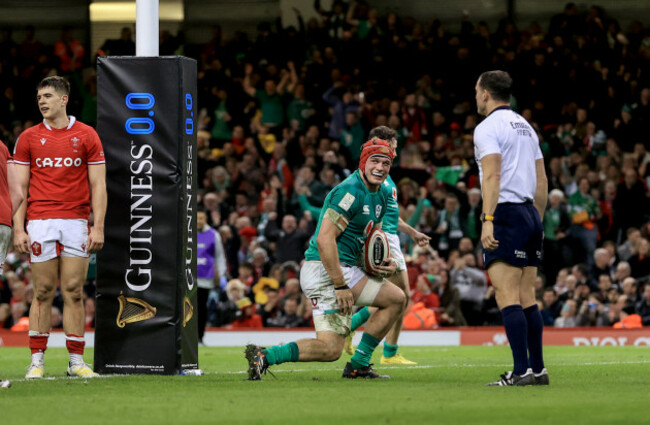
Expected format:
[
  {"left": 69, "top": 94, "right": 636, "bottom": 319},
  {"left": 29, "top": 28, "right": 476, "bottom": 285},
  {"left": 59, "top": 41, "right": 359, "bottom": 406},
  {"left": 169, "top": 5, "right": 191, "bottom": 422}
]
[{"left": 95, "top": 56, "right": 198, "bottom": 375}]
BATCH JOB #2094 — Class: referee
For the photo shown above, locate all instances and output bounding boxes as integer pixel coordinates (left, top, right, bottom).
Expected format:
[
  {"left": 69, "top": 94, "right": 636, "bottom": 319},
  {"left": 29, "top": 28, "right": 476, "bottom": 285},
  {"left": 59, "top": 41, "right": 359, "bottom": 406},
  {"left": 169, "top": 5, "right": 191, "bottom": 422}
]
[{"left": 473, "top": 71, "right": 549, "bottom": 386}]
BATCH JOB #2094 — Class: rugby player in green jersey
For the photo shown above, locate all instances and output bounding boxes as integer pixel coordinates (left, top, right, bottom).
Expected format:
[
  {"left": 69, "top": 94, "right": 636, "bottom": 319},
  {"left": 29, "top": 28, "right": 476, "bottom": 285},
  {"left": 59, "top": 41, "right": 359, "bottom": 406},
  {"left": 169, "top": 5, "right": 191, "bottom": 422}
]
[
  {"left": 344, "top": 126, "right": 431, "bottom": 364},
  {"left": 245, "top": 139, "right": 406, "bottom": 379}
]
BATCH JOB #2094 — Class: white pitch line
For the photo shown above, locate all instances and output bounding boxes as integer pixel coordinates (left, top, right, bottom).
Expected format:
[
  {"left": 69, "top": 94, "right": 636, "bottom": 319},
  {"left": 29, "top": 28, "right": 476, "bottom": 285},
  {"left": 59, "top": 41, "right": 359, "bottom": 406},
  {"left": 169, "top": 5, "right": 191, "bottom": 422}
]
[
  {"left": 9, "top": 360, "right": 650, "bottom": 382},
  {"left": 219, "top": 359, "right": 650, "bottom": 375},
  {"left": 12, "top": 374, "right": 131, "bottom": 383}
]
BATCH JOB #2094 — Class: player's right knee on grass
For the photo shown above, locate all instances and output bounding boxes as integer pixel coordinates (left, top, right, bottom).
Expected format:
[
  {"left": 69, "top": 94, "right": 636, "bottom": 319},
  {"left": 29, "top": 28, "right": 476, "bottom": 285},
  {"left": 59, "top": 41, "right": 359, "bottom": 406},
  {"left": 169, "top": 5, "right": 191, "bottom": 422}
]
[
  {"left": 314, "top": 314, "right": 350, "bottom": 361},
  {"left": 322, "top": 342, "right": 342, "bottom": 362}
]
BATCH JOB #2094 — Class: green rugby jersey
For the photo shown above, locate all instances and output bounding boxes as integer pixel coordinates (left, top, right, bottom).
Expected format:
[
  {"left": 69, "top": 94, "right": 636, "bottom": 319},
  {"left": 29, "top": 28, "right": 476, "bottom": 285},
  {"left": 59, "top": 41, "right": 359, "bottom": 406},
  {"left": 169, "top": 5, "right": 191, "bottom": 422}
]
[
  {"left": 304, "top": 170, "right": 390, "bottom": 265},
  {"left": 381, "top": 175, "right": 399, "bottom": 235}
]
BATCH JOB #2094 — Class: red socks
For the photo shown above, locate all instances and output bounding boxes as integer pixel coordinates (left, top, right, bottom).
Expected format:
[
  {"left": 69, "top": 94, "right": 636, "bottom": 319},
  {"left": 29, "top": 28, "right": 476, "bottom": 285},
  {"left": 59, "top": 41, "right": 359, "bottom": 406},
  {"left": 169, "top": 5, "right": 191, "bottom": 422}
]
[
  {"left": 28, "top": 331, "right": 49, "bottom": 354},
  {"left": 65, "top": 334, "right": 85, "bottom": 355}
]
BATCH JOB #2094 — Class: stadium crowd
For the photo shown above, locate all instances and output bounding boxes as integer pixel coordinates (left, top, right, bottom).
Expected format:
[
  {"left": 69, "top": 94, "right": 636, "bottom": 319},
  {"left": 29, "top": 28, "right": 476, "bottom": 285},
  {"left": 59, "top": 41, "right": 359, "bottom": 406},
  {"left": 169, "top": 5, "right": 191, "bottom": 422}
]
[{"left": 1, "top": 2, "right": 650, "bottom": 334}]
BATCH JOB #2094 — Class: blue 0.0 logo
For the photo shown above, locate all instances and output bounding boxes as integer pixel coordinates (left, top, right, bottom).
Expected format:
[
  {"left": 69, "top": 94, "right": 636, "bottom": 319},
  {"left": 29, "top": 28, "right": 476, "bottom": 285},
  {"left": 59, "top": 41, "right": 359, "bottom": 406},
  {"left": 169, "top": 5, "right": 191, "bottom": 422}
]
[
  {"left": 125, "top": 92, "right": 155, "bottom": 135},
  {"left": 185, "top": 93, "right": 194, "bottom": 135}
]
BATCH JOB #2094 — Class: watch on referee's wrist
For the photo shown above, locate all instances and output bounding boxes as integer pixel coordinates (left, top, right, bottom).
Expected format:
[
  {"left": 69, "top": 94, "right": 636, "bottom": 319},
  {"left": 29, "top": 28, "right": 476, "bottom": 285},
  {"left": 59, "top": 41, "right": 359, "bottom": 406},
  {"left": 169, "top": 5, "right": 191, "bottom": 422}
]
[{"left": 480, "top": 213, "right": 494, "bottom": 223}]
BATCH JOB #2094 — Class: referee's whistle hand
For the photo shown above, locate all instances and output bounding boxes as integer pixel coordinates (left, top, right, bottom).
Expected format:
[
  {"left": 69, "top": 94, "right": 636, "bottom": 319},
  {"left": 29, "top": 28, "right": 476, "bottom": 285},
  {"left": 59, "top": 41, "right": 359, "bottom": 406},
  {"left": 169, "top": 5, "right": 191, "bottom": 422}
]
[
  {"left": 481, "top": 222, "right": 499, "bottom": 251},
  {"left": 483, "top": 238, "right": 499, "bottom": 251}
]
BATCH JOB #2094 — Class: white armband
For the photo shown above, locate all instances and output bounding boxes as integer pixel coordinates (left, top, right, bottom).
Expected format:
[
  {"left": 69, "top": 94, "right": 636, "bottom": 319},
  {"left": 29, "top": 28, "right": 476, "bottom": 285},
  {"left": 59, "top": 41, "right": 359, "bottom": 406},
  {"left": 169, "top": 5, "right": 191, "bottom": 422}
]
[{"left": 324, "top": 208, "right": 349, "bottom": 232}]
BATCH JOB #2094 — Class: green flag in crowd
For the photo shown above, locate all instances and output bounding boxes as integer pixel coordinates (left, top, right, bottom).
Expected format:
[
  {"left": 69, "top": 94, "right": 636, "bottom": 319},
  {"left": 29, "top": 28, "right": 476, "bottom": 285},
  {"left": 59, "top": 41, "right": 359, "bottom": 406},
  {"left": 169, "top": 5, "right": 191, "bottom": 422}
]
[{"left": 436, "top": 165, "right": 464, "bottom": 186}]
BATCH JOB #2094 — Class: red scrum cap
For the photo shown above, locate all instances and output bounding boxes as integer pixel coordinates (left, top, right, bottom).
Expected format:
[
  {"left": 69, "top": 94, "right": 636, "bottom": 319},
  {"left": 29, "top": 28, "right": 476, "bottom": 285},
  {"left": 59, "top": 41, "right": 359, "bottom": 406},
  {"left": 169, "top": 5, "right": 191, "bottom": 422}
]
[{"left": 358, "top": 138, "right": 395, "bottom": 174}]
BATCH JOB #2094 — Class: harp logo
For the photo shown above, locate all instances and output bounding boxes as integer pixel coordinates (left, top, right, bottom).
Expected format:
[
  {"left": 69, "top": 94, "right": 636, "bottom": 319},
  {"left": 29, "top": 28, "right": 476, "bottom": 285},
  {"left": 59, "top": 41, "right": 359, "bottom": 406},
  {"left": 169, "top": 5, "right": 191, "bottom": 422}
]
[
  {"left": 182, "top": 296, "right": 194, "bottom": 327},
  {"left": 116, "top": 294, "right": 157, "bottom": 328}
]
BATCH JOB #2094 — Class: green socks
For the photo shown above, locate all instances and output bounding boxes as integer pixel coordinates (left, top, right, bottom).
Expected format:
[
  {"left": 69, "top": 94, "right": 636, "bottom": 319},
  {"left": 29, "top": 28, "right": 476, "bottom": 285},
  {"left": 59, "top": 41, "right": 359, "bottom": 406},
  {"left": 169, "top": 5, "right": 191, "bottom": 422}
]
[
  {"left": 383, "top": 342, "right": 398, "bottom": 358},
  {"left": 350, "top": 332, "right": 380, "bottom": 369},
  {"left": 350, "top": 307, "right": 371, "bottom": 332},
  {"left": 350, "top": 308, "right": 399, "bottom": 362},
  {"left": 263, "top": 342, "right": 299, "bottom": 366}
]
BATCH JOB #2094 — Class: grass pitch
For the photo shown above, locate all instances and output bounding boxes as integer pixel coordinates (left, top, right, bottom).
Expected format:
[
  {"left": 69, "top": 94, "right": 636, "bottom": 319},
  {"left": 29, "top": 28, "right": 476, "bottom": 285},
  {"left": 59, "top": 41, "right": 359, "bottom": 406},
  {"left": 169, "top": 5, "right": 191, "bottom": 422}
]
[{"left": 1, "top": 345, "right": 649, "bottom": 425}]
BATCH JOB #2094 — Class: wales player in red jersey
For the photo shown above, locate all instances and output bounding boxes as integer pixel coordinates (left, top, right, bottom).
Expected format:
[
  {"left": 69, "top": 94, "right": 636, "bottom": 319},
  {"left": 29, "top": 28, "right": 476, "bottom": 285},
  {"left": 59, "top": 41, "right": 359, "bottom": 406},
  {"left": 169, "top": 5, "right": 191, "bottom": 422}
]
[
  {"left": 0, "top": 139, "right": 24, "bottom": 389},
  {"left": 13, "top": 76, "right": 107, "bottom": 379}
]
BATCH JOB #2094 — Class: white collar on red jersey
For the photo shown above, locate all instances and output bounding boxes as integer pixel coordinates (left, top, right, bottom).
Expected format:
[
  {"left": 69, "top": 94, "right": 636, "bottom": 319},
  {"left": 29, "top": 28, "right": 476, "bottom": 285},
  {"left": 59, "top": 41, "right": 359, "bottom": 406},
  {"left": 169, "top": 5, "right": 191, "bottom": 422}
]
[{"left": 43, "top": 116, "right": 76, "bottom": 131}]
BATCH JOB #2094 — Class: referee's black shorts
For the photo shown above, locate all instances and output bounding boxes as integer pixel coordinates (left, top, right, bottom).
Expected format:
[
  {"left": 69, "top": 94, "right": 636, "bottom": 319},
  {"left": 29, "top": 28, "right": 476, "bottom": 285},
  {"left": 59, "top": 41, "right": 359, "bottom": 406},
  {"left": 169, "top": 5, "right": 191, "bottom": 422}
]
[{"left": 482, "top": 202, "right": 543, "bottom": 269}]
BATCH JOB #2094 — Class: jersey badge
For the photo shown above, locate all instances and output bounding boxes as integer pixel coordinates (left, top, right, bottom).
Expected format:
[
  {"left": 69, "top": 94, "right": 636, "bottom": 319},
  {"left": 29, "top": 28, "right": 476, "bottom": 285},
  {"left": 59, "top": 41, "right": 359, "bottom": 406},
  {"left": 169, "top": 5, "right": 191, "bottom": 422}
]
[
  {"left": 375, "top": 205, "right": 382, "bottom": 218},
  {"left": 362, "top": 205, "right": 370, "bottom": 215},
  {"left": 70, "top": 137, "right": 79, "bottom": 148},
  {"left": 338, "top": 193, "right": 355, "bottom": 211}
]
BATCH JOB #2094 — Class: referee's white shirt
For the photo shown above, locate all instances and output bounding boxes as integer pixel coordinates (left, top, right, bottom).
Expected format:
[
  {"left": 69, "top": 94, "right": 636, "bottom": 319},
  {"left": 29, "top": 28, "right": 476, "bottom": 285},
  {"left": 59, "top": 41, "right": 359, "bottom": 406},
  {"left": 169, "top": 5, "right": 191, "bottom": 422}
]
[{"left": 474, "top": 106, "right": 543, "bottom": 204}]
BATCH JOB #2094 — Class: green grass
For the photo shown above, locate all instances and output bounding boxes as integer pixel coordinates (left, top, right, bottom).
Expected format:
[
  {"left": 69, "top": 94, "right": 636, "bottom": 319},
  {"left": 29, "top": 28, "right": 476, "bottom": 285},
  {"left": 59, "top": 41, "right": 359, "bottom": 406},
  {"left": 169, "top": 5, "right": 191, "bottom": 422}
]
[{"left": 1, "top": 346, "right": 649, "bottom": 424}]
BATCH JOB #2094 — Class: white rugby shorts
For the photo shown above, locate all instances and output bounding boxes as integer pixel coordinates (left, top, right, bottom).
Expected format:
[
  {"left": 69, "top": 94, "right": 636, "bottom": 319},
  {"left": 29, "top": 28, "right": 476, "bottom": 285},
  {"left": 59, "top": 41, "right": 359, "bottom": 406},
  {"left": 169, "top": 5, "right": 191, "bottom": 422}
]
[
  {"left": 300, "top": 261, "right": 366, "bottom": 316},
  {"left": 27, "top": 219, "right": 90, "bottom": 263},
  {"left": 300, "top": 261, "right": 385, "bottom": 312},
  {"left": 386, "top": 232, "right": 406, "bottom": 272},
  {"left": 300, "top": 261, "right": 385, "bottom": 335}
]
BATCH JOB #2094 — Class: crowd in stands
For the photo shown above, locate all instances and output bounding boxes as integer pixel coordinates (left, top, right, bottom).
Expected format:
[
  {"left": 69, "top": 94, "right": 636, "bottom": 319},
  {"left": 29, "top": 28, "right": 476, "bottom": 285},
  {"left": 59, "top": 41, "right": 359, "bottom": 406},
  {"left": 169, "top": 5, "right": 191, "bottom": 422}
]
[{"left": 1, "top": 2, "right": 650, "bottom": 332}]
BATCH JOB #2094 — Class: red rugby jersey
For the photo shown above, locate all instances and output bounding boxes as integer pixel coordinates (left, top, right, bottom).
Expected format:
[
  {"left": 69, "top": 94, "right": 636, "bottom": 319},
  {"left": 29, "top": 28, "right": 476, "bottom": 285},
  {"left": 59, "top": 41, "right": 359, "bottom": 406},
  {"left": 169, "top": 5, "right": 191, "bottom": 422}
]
[
  {"left": 0, "top": 141, "right": 13, "bottom": 227},
  {"left": 13, "top": 117, "right": 105, "bottom": 220}
]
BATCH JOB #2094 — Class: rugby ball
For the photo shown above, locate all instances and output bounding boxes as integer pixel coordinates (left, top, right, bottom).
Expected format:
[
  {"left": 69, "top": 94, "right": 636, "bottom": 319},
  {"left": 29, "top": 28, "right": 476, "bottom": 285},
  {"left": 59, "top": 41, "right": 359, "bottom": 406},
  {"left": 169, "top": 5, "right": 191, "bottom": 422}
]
[{"left": 363, "top": 228, "right": 391, "bottom": 274}]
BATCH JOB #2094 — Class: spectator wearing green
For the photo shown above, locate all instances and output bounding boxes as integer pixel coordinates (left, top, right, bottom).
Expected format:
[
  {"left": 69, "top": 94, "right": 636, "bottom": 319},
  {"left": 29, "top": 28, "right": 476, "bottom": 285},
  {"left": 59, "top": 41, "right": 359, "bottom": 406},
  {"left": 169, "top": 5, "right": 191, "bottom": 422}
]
[
  {"left": 340, "top": 111, "right": 365, "bottom": 163},
  {"left": 291, "top": 165, "right": 329, "bottom": 211},
  {"left": 243, "top": 62, "right": 295, "bottom": 129},
  {"left": 436, "top": 165, "right": 465, "bottom": 186},
  {"left": 210, "top": 88, "right": 233, "bottom": 141},
  {"left": 567, "top": 178, "right": 601, "bottom": 266},
  {"left": 399, "top": 186, "right": 431, "bottom": 255},
  {"left": 346, "top": 3, "right": 381, "bottom": 40},
  {"left": 545, "top": 189, "right": 571, "bottom": 242},
  {"left": 296, "top": 187, "right": 322, "bottom": 221},
  {"left": 287, "top": 83, "right": 315, "bottom": 132},
  {"left": 443, "top": 184, "right": 481, "bottom": 246},
  {"left": 462, "top": 188, "right": 482, "bottom": 244},
  {"left": 70, "top": 71, "right": 97, "bottom": 127},
  {"left": 543, "top": 189, "right": 572, "bottom": 285},
  {"left": 434, "top": 193, "right": 464, "bottom": 257}
]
